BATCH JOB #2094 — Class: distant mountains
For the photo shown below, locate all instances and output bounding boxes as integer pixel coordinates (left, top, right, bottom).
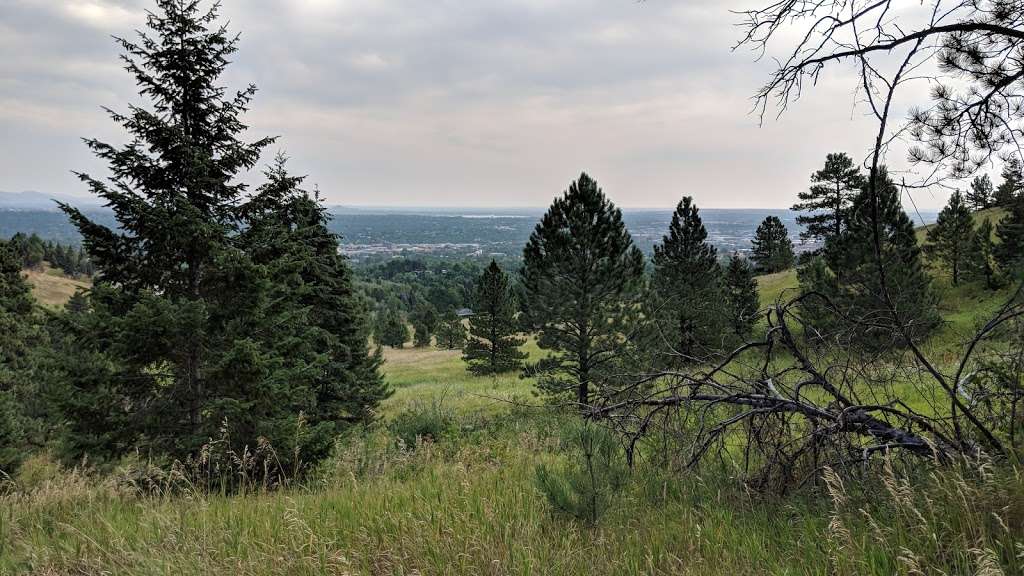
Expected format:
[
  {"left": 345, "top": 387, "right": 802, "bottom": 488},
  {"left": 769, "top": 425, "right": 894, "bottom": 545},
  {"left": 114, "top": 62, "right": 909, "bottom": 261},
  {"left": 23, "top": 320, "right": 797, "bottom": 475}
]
[{"left": 0, "top": 190, "right": 103, "bottom": 211}]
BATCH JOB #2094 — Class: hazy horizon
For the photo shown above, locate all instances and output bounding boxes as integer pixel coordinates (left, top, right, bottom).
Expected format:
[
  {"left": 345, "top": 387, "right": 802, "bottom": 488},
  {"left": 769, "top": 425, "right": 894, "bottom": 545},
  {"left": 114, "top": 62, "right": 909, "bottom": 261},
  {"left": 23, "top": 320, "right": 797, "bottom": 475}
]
[{"left": 0, "top": 0, "right": 986, "bottom": 211}]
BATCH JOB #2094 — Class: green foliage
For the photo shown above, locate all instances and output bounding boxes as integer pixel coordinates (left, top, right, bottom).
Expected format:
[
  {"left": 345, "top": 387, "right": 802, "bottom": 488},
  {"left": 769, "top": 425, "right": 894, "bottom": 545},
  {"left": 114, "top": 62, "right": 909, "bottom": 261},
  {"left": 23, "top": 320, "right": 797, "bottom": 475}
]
[
  {"left": 0, "top": 240, "right": 45, "bottom": 474},
  {"left": 996, "top": 193, "right": 1024, "bottom": 274},
  {"left": 821, "top": 167, "right": 939, "bottom": 347},
  {"left": 964, "top": 219, "right": 1003, "bottom": 288},
  {"left": 967, "top": 174, "right": 995, "bottom": 210},
  {"left": 434, "top": 310, "right": 467, "bottom": 349},
  {"left": 723, "top": 252, "right": 759, "bottom": 338},
  {"left": 646, "top": 197, "right": 726, "bottom": 364},
  {"left": 534, "top": 421, "right": 629, "bottom": 525},
  {"left": 751, "top": 216, "right": 795, "bottom": 273},
  {"left": 520, "top": 173, "right": 644, "bottom": 406},
  {"left": 995, "top": 156, "right": 1023, "bottom": 207},
  {"left": 388, "top": 398, "right": 456, "bottom": 448},
  {"left": 463, "top": 261, "right": 526, "bottom": 375},
  {"left": 375, "top": 306, "right": 409, "bottom": 348},
  {"left": 411, "top": 304, "right": 438, "bottom": 348},
  {"left": 51, "top": 2, "right": 384, "bottom": 471},
  {"left": 924, "top": 190, "right": 975, "bottom": 284},
  {"left": 792, "top": 152, "right": 864, "bottom": 244}
]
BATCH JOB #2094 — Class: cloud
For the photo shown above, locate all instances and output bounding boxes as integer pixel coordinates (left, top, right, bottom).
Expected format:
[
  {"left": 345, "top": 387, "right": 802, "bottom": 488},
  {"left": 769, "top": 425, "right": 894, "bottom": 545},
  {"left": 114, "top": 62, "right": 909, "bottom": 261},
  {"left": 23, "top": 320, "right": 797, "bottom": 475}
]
[{"left": 0, "top": 0, "right": 954, "bottom": 209}]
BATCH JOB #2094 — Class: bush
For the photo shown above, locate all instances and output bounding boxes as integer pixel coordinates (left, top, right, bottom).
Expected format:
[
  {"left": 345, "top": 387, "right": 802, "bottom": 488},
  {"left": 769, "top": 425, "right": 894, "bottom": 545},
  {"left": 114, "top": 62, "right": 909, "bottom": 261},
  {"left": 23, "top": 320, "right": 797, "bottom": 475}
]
[
  {"left": 389, "top": 398, "right": 455, "bottom": 448},
  {"left": 534, "top": 421, "right": 629, "bottom": 524}
]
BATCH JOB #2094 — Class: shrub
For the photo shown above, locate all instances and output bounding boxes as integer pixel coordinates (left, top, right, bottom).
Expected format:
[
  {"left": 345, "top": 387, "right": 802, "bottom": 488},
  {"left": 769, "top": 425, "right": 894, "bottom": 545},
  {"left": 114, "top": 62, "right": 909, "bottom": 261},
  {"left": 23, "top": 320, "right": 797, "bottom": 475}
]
[
  {"left": 389, "top": 398, "right": 455, "bottom": 448},
  {"left": 534, "top": 421, "right": 629, "bottom": 524}
]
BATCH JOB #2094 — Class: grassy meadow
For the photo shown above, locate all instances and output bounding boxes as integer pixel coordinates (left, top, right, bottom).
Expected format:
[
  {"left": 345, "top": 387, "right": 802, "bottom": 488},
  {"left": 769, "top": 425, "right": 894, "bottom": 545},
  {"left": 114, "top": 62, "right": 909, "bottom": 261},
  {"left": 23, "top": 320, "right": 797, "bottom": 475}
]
[{"left": 4, "top": 210, "right": 1024, "bottom": 575}]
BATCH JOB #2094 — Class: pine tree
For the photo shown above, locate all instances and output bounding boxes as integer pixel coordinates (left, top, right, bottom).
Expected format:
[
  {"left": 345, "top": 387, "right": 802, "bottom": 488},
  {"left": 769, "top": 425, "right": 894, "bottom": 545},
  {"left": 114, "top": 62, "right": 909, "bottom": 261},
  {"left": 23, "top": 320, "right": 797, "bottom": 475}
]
[
  {"left": 830, "top": 167, "right": 939, "bottom": 347},
  {"left": 51, "top": 2, "right": 378, "bottom": 467},
  {"left": 924, "top": 190, "right": 975, "bottom": 285},
  {"left": 792, "top": 152, "right": 864, "bottom": 245},
  {"left": 521, "top": 173, "right": 644, "bottom": 406},
  {"left": 412, "top": 304, "right": 438, "bottom": 348},
  {"left": 647, "top": 197, "right": 725, "bottom": 363},
  {"left": 995, "top": 194, "right": 1024, "bottom": 274},
  {"left": 375, "top": 306, "right": 409, "bottom": 348},
  {"left": 995, "top": 157, "right": 1023, "bottom": 207},
  {"left": 435, "top": 310, "right": 467, "bottom": 350},
  {"left": 967, "top": 174, "right": 995, "bottom": 210},
  {"left": 965, "top": 219, "right": 1001, "bottom": 289},
  {"left": 463, "top": 261, "right": 526, "bottom": 375},
  {"left": 750, "top": 216, "right": 795, "bottom": 273},
  {"left": 723, "top": 252, "right": 759, "bottom": 338}
]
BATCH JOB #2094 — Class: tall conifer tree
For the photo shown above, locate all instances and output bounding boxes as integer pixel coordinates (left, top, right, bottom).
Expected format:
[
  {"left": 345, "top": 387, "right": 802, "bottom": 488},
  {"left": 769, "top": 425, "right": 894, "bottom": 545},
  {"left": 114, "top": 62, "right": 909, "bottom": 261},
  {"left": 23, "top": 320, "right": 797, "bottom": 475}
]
[
  {"left": 521, "top": 173, "right": 644, "bottom": 407},
  {"left": 829, "top": 167, "right": 939, "bottom": 347},
  {"left": 723, "top": 252, "right": 759, "bottom": 339},
  {"left": 463, "top": 261, "right": 526, "bottom": 375},
  {"left": 924, "top": 190, "right": 975, "bottom": 285},
  {"left": 967, "top": 174, "right": 995, "bottom": 210},
  {"left": 647, "top": 197, "right": 724, "bottom": 363},
  {"left": 996, "top": 194, "right": 1024, "bottom": 274},
  {"left": 54, "top": 1, "right": 383, "bottom": 466},
  {"left": 792, "top": 152, "right": 864, "bottom": 245},
  {"left": 995, "top": 157, "right": 1023, "bottom": 207},
  {"left": 751, "top": 216, "right": 795, "bottom": 273}
]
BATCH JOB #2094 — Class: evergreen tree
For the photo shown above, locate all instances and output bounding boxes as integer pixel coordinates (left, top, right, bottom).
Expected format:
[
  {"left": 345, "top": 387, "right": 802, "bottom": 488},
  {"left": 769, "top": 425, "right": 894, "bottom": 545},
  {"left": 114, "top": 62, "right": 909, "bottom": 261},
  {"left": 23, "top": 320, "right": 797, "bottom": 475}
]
[
  {"left": 924, "top": 190, "right": 975, "bottom": 285},
  {"left": 375, "top": 306, "right": 408, "bottom": 348},
  {"left": 829, "top": 167, "right": 939, "bottom": 347},
  {"left": 995, "top": 157, "right": 1023, "bottom": 207},
  {"left": 411, "top": 304, "right": 438, "bottom": 348},
  {"left": 750, "top": 216, "right": 795, "bottom": 273},
  {"left": 792, "top": 152, "right": 864, "bottom": 245},
  {"left": 723, "top": 252, "right": 759, "bottom": 339},
  {"left": 463, "top": 261, "right": 526, "bottom": 375},
  {"left": 0, "top": 240, "right": 38, "bottom": 473},
  {"left": 52, "top": 2, "right": 377, "bottom": 467},
  {"left": 967, "top": 174, "right": 995, "bottom": 210},
  {"left": 965, "top": 219, "right": 1002, "bottom": 289},
  {"left": 995, "top": 194, "right": 1024, "bottom": 274},
  {"left": 239, "top": 157, "right": 389, "bottom": 460},
  {"left": 435, "top": 310, "right": 467, "bottom": 350},
  {"left": 646, "top": 197, "right": 725, "bottom": 363},
  {"left": 520, "top": 173, "right": 644, "bottom": 406}
]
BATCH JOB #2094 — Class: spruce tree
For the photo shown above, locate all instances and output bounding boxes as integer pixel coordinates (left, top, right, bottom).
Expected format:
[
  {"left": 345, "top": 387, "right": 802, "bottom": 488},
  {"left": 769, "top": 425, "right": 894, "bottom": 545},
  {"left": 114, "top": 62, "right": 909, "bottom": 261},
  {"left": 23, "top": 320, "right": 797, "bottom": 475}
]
[
  {"left": 830, "top": 167, "right": 939, "bottom": 347},
  {"left": 995, "top": 157, "right": 1023, "bottom": 207},
  {"left": 520, "top": 173, "right": 644, "bottom": 406},
  {"left": 463, "top": 261, "right": 526, "bottom": 375},
  {"left": 647, "top": 197, "right": 724, "bottom": 363},
  {"left": 750, "top": 216, "right": 795, "bottom": 273},
  {"left": 239, "top": 156, "right": 389, "bottom": 459},
  {"left": 723, "top": 252, "right": 759, "bottom": 339},
  {"left": 924, "top": 190, "right": 975, "bottom": 285},
  {"left": 0, "top": 240, "right": 38, "bottom": 473},
  {"left": 792, "top": 152, "right": 864, "bottom": 245},
  {"left": 995, "top": 194, "right": 1024, "bottom": 274},
  {"left": 435, "top": 310, "right": 467, "bottom": 350},
  {"left": 967, "top": 174, "right": 995, "bottom": 210},
  {"left": 52, "top": 2, "right": 380, "bottom": 466}
]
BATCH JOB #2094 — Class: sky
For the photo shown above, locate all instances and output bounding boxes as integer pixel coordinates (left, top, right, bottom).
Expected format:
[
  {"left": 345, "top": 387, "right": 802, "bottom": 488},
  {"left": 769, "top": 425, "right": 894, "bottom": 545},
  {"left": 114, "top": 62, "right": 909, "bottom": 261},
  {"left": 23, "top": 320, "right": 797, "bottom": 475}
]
[{"left": 0, "top": 0, "right": 961, "bottom": 209}]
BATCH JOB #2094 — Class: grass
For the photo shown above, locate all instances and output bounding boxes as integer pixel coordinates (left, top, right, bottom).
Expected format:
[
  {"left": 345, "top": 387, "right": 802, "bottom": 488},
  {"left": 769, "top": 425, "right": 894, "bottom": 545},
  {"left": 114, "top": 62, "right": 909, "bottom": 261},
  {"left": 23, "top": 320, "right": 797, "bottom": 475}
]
[
  {"left": 4, "top": 209, "right": 1021, "bottom": 574},
  {"left": 23, "top": 265, "right": 90, "bottom": 308}
]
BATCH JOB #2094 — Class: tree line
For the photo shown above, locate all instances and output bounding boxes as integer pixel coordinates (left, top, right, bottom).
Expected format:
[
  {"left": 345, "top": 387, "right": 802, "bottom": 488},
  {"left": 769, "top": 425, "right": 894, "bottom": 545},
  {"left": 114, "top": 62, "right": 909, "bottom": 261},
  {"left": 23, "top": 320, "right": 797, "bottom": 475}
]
[{"left": 5, "top": 232, "right": 94, "bottom": 277}]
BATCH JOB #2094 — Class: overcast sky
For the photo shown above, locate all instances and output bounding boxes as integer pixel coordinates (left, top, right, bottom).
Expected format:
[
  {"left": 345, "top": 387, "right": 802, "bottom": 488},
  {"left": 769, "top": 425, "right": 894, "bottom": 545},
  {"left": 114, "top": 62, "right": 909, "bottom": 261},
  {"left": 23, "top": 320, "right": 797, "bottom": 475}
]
[{"left": 0, "top": 0, "right": 959, "bottom": 209}]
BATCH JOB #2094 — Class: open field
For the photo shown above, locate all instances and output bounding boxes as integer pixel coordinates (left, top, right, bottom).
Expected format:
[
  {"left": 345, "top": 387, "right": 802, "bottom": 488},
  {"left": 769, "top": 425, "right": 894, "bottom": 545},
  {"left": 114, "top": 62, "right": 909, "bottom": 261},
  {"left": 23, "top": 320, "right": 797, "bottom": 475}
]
[
  {"left": 3, "top": 210, "right": 1022, "bottom": 575},
  {"left": 22, "top": 266, "right": 90, "bottom": 308}
]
